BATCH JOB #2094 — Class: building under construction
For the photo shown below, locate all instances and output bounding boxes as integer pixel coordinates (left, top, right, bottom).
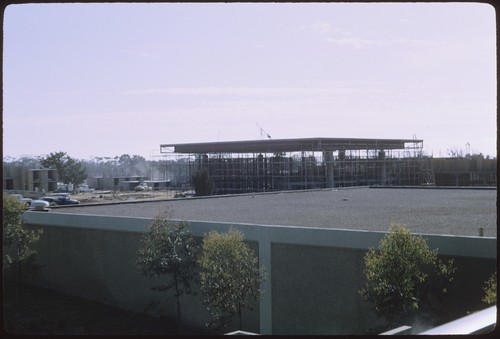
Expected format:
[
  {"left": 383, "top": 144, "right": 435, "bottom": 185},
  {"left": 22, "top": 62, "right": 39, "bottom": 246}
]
[{"left": 160, "top": 137, "right": 436, "bottom": 195}]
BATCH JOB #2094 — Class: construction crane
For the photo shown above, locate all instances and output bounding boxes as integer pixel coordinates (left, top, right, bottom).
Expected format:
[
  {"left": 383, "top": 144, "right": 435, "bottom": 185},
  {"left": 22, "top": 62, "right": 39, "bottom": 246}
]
[{"left": 256, "top": 123, "right": 272, "bottom": 140}]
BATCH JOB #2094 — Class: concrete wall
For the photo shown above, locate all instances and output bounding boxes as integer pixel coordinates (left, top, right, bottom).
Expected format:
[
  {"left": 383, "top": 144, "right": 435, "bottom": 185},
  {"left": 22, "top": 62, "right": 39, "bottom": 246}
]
[
  {"left": 22, "top": 211, "right": 496, "bottom": 335},
  {"left": 271, "top": 244, "right": 375, "bottom": 334}
]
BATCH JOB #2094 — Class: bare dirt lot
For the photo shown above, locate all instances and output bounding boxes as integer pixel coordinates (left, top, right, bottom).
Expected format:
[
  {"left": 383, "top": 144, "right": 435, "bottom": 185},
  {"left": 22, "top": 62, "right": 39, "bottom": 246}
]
[{"left": 71, "top": 190, "right": 179, "bottom": 204}]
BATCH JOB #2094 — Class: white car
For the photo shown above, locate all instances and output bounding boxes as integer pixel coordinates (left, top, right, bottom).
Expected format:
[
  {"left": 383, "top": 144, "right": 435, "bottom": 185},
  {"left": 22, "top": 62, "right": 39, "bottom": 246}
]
[
  {"left": 134, "top": 183, "right": 151, "bottom": 191},
  {"left": 11, "top": 194, "right": 33, "bottom": 206},
  {"left": 77, "top": 184, "right": 94, "bottom": 192},
  {"left": 29, "top": 199, "right": 50, "bottom": 211}
]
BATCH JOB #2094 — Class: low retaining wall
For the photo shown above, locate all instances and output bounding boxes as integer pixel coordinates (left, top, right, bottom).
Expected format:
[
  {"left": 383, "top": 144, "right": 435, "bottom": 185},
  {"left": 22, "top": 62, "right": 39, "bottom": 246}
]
[{"left": 22, "top": 211, "right": 496, "bottom": 334}]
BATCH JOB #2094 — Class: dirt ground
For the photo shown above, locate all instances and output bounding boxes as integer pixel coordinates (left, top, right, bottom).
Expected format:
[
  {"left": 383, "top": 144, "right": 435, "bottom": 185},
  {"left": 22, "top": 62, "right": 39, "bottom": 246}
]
[{"left": 71, "top": 189, "right": 179, "bottom": 204}]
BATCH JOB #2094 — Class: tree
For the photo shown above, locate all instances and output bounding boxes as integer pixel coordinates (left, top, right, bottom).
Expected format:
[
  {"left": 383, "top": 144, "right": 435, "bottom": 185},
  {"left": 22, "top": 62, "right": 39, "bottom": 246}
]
[
  {"left": 482, "top": 272, "right": 496, "bottom": 305},
  {"left": 115, "top": 154, "right": 148, "bottom": 176},
  {"left": 198, "top": 228, "right": 266, "bottom": 330},
  {"left": 359, "top": 224, "right": 455, "bottom": 328},
  {"left": 136, "top": 211, "right": 198, "bottom": 331},
  {"left": 131, "top": 155, "right": 148, "bottom": 176},
  {"left": 3, "top": 194, "right": 43, "bottom": 311},
  {"left": 191, "top": 169, "right": 213, "bottom": 196},
  {"left": 40, "top": 151, "right": 87, "bottom": 191}
]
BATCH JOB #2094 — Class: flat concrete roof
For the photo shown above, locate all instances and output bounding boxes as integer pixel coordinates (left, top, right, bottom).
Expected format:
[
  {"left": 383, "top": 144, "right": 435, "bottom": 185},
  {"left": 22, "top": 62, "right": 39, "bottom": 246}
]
[
  {"left": 53, "top": 187, "right": 496, "bottom": 237},
  {"left": 160, "top": 137, "right": 422, "bottom": 153}
]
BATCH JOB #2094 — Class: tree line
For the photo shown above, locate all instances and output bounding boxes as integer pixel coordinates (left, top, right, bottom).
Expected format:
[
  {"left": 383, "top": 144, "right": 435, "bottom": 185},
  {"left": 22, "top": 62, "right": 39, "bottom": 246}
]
[
  {"left": 3, "top": 152, "right": 158, "bottom": 178},
  {"left": 3, "top": 152, "right": 175, "bottom": 191}
]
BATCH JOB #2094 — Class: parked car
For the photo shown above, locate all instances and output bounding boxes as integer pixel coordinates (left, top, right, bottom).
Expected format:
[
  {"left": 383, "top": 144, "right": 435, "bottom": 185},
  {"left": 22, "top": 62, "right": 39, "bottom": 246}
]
[
  {"left": 56, "top": 182, "right": 74, "bottom": 192},
  {"left": 52, "top": 193, "right": 71, "bottom": 198},
  {"left": 174, "top": 190, "right": 196, "bottom": 198},
  {"left": 54, "top": 194, "right": 80, "bottom": 205},
  {"left": 29, "top": 199, "right": 51, "bottom": 211},
  {"left": 38, "top": 196, "right": 59, "bottom": 206},
  {"left": 10, "top": 194, "right": 33, "bottom": 207},
  {"left": 39, "top": 195, "right": 80, "bottom": 206},
  {"left": 77, "top": 184, "right": 94, "bottom": 193},
  {"left": 134, "top": 183, "right": 151, "bottom": 191}
]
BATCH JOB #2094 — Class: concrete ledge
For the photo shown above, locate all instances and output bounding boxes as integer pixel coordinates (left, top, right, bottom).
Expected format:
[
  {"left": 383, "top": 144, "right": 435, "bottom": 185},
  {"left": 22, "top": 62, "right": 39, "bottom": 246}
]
[
  {"left": 370, "top": 185, "right": 496, "bottom": 190},
  {"left": 23, "top": 211, "right": 496, "bottom": 258}
]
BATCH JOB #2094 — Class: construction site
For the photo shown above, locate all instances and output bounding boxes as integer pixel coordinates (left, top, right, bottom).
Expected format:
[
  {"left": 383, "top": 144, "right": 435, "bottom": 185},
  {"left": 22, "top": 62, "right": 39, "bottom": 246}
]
[
  {"left": 3, "top": 137, "right": 495, "bottom": 200},
  {"left": 159, "top": 137, "right": 439, "bottom": 195}
]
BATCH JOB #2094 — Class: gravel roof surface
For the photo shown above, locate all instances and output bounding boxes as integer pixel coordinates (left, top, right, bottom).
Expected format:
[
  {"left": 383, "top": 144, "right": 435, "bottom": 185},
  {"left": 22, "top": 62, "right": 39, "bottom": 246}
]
[{"left": 55, "top": 187, "right": 497, "bottom": 237}]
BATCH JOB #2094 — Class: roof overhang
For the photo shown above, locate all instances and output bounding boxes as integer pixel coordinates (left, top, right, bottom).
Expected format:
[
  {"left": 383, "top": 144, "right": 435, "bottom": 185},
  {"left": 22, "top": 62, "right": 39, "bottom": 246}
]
[{"left": 160, "top": 137, "right": 423, "bottom": 154}]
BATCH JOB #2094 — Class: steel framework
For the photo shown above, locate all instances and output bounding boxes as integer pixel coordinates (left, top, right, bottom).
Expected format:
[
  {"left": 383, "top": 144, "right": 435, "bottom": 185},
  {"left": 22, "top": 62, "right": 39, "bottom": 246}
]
[{"left": 160, "top": 137, "right": 430, "bottom": 194}]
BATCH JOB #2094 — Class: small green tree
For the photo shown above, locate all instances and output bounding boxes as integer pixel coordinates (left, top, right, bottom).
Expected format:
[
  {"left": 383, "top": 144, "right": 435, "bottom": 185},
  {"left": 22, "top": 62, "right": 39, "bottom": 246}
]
[
  {"left": 191, "top": 169, "right": 213, "bottom": 196},
  {"left": 198, "top": 228, "right": 266, "bottom": 331},
  {"left": 3, "top": 194, "right": 43, "bottom": 311},
  {"left": 359, "top": 224, "right": 455, "bottom": 328},
  {"left": 136, "top": 211, "right": 198, "bottom": 331},
  {"left": 482, "top": 272, "right": 496, "bottom": 305},
  {"left": 40, "top": 151, "right": 87, "bottom": 191}
]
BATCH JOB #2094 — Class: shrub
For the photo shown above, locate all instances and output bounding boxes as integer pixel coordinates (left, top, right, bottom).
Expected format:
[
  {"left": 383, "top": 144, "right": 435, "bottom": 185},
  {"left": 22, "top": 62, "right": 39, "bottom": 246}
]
[
  {"left": 136, "top": 211, "right": 198, "bottom": 331},
  {"left": 3, "top": 193, "right": 43, "bottom": 274},
  {"left": 482, "top": 272, "right": 496, "bottom": 305},
  {"left": 359, "top": 224, "right": 455, "bottom": 327},
  {"left": 3, "top": 193, "right": 43, "bottom": 311},
  {"left": 198, "top": 228, "right": 266, "bottom": 330}
]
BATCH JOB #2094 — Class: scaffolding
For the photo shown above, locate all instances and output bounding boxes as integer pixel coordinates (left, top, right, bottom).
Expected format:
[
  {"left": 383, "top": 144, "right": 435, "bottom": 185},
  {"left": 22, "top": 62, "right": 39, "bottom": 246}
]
[{"left": 160, "top": 137, "right": 427, "bottom": 194}]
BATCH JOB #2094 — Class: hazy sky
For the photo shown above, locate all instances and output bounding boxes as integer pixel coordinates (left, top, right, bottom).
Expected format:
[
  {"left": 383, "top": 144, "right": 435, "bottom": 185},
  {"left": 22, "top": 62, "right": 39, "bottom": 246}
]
[{"left": 3, "top": 2, "right": 497, "bottom": 160}]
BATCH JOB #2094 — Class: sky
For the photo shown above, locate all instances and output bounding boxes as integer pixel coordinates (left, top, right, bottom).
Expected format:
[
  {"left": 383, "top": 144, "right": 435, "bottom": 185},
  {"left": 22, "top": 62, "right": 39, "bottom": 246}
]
[{"left": 2, "top": 2, "right": 497, "bottom": 160}]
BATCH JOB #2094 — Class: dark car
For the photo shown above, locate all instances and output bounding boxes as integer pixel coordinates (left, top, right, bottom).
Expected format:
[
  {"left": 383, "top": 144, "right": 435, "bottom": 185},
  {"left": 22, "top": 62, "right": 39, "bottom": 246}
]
[
  {"left": 56, "top": 195, "right": 80, "bottom": 205},
  {"left": 39, "top": 195, "right": 80, "bottom": 206}
]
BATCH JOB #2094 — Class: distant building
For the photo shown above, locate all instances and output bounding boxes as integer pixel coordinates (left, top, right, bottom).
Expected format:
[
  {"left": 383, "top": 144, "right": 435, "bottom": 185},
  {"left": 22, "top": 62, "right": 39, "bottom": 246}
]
[
  {"left": 160, "top": 138, "right": 496, "bottom": 194},
  {"left": 160, "top": 137, "right": 429, "bottom": 194},
  {"left": 3, "top": 168, "right": 57, "bottom": 193},
  {"left": 432, "top": 155, "right": 497, "bottom": 186}
]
